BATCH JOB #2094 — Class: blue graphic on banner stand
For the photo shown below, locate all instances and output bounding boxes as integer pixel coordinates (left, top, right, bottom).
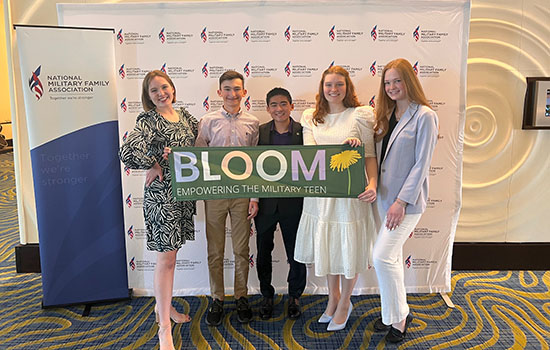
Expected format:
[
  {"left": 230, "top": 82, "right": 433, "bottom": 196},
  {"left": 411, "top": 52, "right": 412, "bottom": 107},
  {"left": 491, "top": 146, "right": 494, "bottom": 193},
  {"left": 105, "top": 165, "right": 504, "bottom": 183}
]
[{"left": 30, "top": 121, "right": 128, "bottom": 307}]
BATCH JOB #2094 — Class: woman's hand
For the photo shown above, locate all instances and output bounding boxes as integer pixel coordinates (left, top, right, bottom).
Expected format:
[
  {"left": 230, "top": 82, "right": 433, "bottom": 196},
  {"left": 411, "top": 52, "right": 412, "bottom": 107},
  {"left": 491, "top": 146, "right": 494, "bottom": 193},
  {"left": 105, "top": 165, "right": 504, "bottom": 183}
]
[
  {"left": 385, "top": 199, "right": 406, "bottom": 230},
  {"left": 343, "top": 137, "right": 361, "bottom": 147},
  {"left": 162, "top": 147, "right": 172, "bottom": 161},
  {"left": 145, "top": 162, "right": 163, "bottom": 187},
  {"left": 358, "top": 183, "right": 377, "bottom": 203}
]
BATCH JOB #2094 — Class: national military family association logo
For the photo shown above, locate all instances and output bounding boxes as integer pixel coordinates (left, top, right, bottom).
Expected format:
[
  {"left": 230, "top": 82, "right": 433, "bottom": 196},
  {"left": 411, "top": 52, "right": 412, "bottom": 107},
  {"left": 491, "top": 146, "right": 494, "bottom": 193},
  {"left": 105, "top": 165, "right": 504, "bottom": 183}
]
[
  {"left": 159, "top": 27, "right": 166, "bottom": 43},
  {"left": 118, "top": 64, "right": 125, "bottom": 79},
  {"left": 28, "top": 65, "right": 44, "bottom": 100}
]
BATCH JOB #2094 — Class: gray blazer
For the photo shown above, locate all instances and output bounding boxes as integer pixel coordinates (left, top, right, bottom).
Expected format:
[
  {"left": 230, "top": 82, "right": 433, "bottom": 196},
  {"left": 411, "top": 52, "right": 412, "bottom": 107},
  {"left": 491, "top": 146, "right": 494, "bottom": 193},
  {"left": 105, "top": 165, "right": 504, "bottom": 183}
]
[{"left": 377, "top": 102, "right": 438, "bottom": 215}]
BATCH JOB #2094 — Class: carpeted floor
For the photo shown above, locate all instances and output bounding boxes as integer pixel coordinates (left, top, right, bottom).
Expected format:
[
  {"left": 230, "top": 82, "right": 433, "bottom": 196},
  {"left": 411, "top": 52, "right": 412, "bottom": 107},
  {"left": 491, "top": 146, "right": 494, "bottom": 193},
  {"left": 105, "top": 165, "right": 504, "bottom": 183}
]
[{"left": 1, "top": 151, "right": 549, "bottom": 349}]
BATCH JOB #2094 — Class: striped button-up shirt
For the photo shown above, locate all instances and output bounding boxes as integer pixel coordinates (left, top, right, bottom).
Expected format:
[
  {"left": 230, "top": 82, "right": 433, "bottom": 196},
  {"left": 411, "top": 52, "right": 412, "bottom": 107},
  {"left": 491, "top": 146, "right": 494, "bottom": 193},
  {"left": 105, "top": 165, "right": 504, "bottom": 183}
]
[{"left": 195, "top": 107, "right": 259, "bottom": 147}]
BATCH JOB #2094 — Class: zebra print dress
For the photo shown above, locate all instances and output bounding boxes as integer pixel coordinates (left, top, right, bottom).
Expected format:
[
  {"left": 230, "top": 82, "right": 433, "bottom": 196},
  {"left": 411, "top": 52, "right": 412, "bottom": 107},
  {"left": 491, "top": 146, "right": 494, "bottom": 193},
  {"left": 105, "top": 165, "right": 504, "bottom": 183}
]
[{"left": 119, "top": 107, "right": 197, "bottom": 252}]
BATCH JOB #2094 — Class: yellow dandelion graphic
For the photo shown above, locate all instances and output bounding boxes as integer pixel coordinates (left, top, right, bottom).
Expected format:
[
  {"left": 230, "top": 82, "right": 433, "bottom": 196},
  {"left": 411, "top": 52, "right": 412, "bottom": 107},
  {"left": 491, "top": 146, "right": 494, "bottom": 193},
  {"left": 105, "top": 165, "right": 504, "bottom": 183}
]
[
  {"left": 330, "top": 150, "right": 361, "bottom": 195},
  {"left": 330, "top": 150, "right": 361, "bottom": 172}
]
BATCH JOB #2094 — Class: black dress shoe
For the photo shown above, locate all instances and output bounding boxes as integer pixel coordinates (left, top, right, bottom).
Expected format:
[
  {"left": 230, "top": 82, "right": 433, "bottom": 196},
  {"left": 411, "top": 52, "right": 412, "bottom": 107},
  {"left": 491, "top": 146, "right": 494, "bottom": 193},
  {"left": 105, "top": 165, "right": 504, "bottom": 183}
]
[
  {"left": 259, "top": 297, "right": 273, "bottom": 320},
  {"left": 385, "top": 314, "right": 413, "bottom": 343},
  {"left": 206, "top": 299, "right": 224, "bottom": 326},
  {"left": 287, "top": 297, "right": 302, "bottom": 319},
  {"left": 373, "top": 317, "right": 391, "bottom": 331},
  {"left": 236, "top": 297, "right": 253, "bottom": 323}
]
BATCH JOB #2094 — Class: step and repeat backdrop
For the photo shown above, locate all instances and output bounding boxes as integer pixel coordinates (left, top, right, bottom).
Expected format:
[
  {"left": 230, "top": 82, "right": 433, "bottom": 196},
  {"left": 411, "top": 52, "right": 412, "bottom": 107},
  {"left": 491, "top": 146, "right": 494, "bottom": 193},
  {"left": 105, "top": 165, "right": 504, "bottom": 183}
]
[{"left": 59, "top": 0, "right": 469, "bottom": 296}]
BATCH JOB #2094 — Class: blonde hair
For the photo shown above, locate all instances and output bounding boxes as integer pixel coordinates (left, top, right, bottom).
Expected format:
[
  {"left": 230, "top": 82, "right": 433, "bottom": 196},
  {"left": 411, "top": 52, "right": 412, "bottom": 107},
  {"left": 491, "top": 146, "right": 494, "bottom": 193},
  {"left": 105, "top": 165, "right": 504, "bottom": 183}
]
[
  {"left": 374, "top": 58, "right": 431, "bottom": 141},
  {"left": 313, "top": 66, "right": 360, "bottom": 125},
  {"left": 141, "top": 70, "right": 176, "bottom": 111}
]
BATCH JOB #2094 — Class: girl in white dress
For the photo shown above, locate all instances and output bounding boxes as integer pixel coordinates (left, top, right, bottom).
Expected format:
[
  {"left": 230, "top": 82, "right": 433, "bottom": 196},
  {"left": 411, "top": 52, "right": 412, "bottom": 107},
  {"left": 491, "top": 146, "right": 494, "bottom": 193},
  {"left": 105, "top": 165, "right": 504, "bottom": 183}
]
[{"left": 294, "top": 66, "right": 378, "bottom": 331}]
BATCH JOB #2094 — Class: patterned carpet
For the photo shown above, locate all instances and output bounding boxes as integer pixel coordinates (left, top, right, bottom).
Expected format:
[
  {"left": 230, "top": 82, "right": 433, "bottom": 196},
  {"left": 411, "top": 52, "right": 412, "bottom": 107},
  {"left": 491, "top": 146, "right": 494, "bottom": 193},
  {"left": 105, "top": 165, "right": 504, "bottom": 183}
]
[{"left": 1, "top": 151, "right": 549, "bottom": 349}]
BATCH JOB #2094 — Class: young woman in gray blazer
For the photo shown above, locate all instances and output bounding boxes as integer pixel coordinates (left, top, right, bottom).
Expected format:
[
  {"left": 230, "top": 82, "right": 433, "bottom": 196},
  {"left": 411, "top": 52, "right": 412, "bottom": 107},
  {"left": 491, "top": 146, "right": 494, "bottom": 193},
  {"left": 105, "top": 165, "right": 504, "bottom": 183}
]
[{"left": 369, "top": 58, "right": 439, "bottom": 343}]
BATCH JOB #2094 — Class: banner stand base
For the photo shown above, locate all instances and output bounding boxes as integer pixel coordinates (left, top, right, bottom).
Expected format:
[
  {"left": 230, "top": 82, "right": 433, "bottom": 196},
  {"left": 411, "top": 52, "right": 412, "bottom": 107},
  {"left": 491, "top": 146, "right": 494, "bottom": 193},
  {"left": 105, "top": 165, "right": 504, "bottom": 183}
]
[
  {"left": 41, "top": 289, "right": 134, "bottom": 312},
  {"left": 440, "top": 292, "right": 455, "bottom": 308}
]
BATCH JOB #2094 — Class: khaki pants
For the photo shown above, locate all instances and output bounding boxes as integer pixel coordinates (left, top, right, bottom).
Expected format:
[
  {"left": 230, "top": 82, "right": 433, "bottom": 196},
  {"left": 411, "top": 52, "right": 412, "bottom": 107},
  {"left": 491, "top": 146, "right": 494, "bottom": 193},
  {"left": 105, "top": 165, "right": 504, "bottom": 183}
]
[{"left": 204, "top": 198, "right": 251, "bottom": 300}]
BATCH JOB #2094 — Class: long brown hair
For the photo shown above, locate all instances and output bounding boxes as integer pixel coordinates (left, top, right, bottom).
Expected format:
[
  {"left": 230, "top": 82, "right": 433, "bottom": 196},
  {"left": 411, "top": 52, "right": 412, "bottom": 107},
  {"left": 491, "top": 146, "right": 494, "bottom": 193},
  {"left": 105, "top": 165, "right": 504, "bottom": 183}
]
[
  {"left": 313, "top": 66, "right": 360, "bottom": 125},
  {"left": 141, "top": 70, "right": 177, "bottom": 111},
  {"left": 374, "top": 58, "right": 431, "bottom": 141}
]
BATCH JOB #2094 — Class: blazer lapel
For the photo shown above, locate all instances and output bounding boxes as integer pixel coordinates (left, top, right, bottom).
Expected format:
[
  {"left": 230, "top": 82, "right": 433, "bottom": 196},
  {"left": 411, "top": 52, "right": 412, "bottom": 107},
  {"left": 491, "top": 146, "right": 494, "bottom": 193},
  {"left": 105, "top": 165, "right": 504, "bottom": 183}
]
[
  {"left": 383, "top": 102, "right": 419, "bottom": 162},
  {"left": 260, "top": 121, "right": 273, "bottom": 144}
]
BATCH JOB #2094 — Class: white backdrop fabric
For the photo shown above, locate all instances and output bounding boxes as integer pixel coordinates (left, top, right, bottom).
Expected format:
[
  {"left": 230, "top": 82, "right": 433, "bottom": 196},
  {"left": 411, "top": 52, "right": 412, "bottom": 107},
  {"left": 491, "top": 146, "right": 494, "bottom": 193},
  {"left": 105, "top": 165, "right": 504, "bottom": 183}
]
[{"left": 58, "top": 0, "right": 469, "bottom": 297}]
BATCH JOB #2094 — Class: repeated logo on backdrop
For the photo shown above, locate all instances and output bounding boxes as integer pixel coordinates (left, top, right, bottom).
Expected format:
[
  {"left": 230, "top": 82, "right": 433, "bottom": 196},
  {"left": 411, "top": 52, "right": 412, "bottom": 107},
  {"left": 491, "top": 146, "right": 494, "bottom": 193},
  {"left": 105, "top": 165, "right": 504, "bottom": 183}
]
[
  {"left": 284, "top": 26, "right": 291, "bottom": 41},
  {"left": 369, "top": 61, "right": 376, "bottom": 76},
  {"left": 249, "top": 254, "right": 255, "bottom": 268},
  {"left": 120, "top": 98, "right": 127, "bottom": 112},
  {"left": 117, "top": 28, "right": 150, "bottom": 45},
  {"left": 412, "top": 61, "right": 448, "bottom": 77},
  {"left": 336, "top": 64, "right": 363, "bottom": 77},
  {"left": 369, "top": 24, "right": 405, "bottom": 42},
  {"left": 200, "top": 26, "right": 235, "bottom": 44},
  {"left": 369, "top": 96, "right": 376, "bottom": 108},
  {"left": 242, "top": 25, "right": 277, "bottom": 43},
  {"left": 284, "top": 61, "right": 318, "bottom": 78},
  {"left": 284, "top": 61, "right": 291, "bottom": 77},
  {"left": 412, "top": 25, "right": 449, "bottom": 43},
  {"left": 283, "top": 25, "right": 318, "bottom": 43},
  {"left": 327, "top": 25, "right": 364, "bottom": 42},
  {"left": 158, "top": 26, "right": 194, "bottom": 44}
]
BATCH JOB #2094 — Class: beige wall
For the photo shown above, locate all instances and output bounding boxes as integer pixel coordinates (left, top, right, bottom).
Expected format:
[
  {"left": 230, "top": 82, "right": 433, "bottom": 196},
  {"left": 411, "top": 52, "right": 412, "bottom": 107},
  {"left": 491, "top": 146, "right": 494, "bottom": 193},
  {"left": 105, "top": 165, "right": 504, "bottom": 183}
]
[
  {"left": 461, "top": 0, "right": 550, "bottom": 241},
  {"left": 5, "top": 0, "right": 550, "bottom": 244}
]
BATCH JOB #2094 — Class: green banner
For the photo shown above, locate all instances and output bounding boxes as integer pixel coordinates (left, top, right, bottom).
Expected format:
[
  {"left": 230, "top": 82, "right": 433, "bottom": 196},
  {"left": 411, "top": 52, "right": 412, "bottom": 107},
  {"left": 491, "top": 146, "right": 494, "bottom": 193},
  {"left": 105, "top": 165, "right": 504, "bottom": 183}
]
[{"left": 169, "top": 145, "right": 365, "bottom": 200}]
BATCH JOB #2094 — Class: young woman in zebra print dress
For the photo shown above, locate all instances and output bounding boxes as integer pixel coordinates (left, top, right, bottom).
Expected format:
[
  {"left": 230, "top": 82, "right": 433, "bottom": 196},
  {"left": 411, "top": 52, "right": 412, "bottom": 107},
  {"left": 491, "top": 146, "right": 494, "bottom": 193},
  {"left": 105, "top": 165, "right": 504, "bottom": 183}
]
[{"left": 119, "top": 70, "right": 197, "bottom": 350}]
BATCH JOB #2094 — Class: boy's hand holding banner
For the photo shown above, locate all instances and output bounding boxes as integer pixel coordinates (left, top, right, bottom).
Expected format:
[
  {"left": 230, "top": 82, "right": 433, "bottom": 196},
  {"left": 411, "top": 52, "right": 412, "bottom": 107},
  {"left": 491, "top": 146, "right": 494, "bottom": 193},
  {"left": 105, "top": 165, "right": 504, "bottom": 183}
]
[{"left": 169, "top": 145, "right": 366, "bottom": 200}]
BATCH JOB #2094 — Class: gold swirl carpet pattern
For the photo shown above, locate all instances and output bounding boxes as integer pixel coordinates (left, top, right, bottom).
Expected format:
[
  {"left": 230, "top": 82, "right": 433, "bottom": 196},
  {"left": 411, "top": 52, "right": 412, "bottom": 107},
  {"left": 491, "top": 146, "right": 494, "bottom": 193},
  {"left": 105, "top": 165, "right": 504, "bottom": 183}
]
[{"left": 1, "top": 152, "right": 549, "bottom": 349}]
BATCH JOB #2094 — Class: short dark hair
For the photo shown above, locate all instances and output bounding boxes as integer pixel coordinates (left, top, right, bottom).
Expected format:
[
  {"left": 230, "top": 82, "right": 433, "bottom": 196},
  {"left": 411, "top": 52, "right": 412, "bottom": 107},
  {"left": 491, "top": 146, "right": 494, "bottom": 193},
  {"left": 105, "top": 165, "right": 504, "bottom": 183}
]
[
  {"left": 266, "top": 87, "right": 292, "bottom": 105},
  {"left": 219, "top": 70, "right": 244, "bottom": 88},
  {"left": 141, "top": 70, "right": 176, "bottom": 111}
]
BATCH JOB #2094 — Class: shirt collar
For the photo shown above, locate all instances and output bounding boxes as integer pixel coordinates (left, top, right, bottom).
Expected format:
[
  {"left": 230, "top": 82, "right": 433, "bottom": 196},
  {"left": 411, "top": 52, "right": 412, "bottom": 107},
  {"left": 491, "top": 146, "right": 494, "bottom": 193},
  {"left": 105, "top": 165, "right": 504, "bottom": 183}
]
[
  {"left": 270, "top": 118, "right": 293, "bottom": 134},
  {"left": 220, "top": 107, "right": 242, "bottom": 118}
]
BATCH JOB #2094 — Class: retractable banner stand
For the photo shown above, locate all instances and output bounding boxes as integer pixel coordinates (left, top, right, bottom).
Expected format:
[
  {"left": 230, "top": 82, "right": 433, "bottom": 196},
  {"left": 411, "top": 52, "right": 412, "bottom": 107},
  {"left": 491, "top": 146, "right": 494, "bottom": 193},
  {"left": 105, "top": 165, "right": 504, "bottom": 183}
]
[
  {"left": 16, "top": 26, "right": 129, "bottom": 307},
  {"left": 59, "top": 0, "right": 469, "bottom": 296}
]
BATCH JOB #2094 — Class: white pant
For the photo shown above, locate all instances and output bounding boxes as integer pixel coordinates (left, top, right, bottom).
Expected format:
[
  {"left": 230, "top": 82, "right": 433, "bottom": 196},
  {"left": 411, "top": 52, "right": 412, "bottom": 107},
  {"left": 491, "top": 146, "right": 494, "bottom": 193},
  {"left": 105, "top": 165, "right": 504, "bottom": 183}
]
[{"left": 373, "top": 212, "right": 422, "bottom": 325}]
